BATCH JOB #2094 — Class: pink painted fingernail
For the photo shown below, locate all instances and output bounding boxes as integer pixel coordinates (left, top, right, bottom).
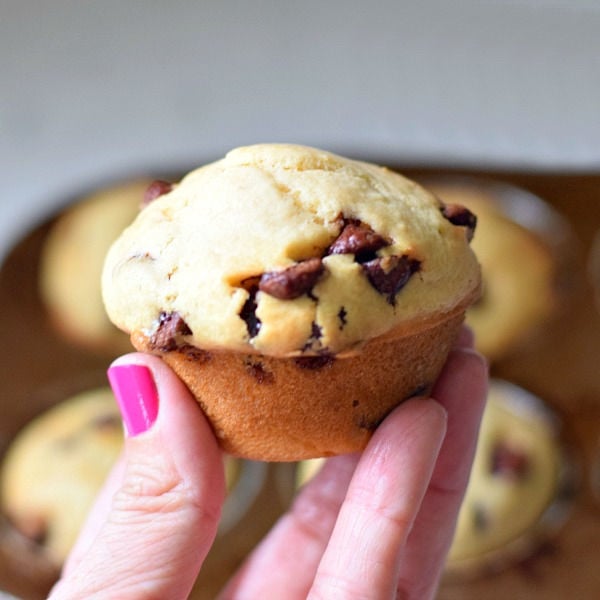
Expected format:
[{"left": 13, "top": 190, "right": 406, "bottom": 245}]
[{"left": 107, "top": 364, "right": 159, "bottom": 436}]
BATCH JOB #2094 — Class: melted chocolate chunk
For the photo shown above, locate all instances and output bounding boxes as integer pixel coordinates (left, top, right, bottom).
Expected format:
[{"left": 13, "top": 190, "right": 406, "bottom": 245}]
[
  {"left": 142, "top": 180, "right": 174, "bottom": 206},
  {"left": 244, "top": 359, "right": 275, "bottom": 384},
  {"left": 337, "top": 306, "right": 347, "bottom": 330},
  {"left": 240, "top": 288, "right": 261, "bottom": 338},
  {"left": 491, "top": 442, "right": 530, "bottom": 480},
  {"left": 259, "top": 257, "right": 324, "bottom": 300},
  {"left": 328, "top": 219, "right": 389, "bottom": 262},
  {"left": 362, "top": 255, "right": 421, "bottom": 305},
  {"left": 440, "top": 203, "right": 477, "bottom": 241},
  {"left": 150, "top": 311, "right": 192, "bottom": 351},
  {"left": 294, "top": 354, "right": 334, "bottom": 370}
]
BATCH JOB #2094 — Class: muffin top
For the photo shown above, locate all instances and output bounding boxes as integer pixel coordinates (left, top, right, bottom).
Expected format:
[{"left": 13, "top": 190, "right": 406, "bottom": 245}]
[{"left": 102, "top": 144, "right": 480, "bottom": 357}]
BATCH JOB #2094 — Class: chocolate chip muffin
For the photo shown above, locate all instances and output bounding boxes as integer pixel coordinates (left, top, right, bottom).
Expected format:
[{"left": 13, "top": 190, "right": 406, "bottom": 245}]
[
  {"left": 424, "top": 179, "right": 560, "bottom": 362},
  {"left": 0, "top": 386, "right": 244, "bottom": 566},
  {"left": 39, "top": 179, "right": 153, "bottom": 355},
  {"left": 102, "top": 144, "right": 481, "bottom": 461},
  {"left": 0, "top": 387, "right": 123, "bottom": 565},
  {"left": 446, "top": 380, "right": 567, "bottom": 575}
]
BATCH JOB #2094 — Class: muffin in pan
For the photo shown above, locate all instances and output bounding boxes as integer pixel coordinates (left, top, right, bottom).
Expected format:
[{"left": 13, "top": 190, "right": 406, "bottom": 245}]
[
  {"left": 294, "top": 381, "right": 573, "bottom": 576},
  {"left": 445, "top": 379, "right": 573, "bottom": 576},
  {"left": 0, "top": 385, "right": 249, "bottom": 568},
  {"left": 423, "top": 178, "right": 566, "bottom": 362},
  {"left": 39, "top": 178, "right": 154, "bottom": 356},
  {"left": 0, "top": 386, "right": 123, "bottom": 566},
  {"left": 102, "top": 144, "right": 481, "bottom": 461}
]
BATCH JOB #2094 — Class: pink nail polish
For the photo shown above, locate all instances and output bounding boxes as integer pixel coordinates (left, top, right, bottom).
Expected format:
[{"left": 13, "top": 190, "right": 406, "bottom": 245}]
[{"left": 107, "top": 364, "right": 159, "bottom": 436}]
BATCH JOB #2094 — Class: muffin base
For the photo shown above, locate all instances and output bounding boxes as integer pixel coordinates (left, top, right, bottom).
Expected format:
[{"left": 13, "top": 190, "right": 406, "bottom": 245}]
[{"left": 132, "top": 309, "right": 467, "bottom": 461}]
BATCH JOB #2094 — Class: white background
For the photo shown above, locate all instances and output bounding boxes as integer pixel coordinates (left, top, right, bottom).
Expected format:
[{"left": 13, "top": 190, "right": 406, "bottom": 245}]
[{"left": 1, "top": 1, "right": 599, "bottom": 259}]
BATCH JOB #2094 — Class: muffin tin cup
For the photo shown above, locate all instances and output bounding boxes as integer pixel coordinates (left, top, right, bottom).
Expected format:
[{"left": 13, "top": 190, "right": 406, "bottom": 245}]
[
  {"left": 0, "top": 373, "right": 109, "bottom": 600},
  {"left": 443, "top": 379, "right": 578, "bottom": 581}
]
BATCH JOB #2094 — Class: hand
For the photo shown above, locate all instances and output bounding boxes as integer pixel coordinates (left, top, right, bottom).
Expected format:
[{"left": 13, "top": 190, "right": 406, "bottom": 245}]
[{"left": 49, "top": 328, "right": 487, "bottom": 600}]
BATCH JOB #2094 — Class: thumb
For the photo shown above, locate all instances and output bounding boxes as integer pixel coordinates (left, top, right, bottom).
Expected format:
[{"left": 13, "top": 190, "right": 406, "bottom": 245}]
[{"left": 49, "top": 353, "right": 226, "bottom": 600}]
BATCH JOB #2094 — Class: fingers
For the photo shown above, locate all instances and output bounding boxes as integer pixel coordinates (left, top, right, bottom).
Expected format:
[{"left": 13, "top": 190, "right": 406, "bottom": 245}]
[
  {"left": 221, "top": 399, "right": 446, "bottom": 600},
  {"left": 50, "top": 353, "right": 226, "bottom": 600},
  {"left": 220, "top": 453, "right": 360, "bottom": 599},
  {"left": 222, "top": 326, "right": 487, "bottom": 600},
  {"left": 223, "top": 328, "right": 486, "bottom": 599},
  {"left": 395, "top": 347, "right": 488, "bottom": 599},
  {"left": 61, "top": 452, "right": 127, "bottom": 576},
  {"left": 308, "top": 398, "right": 448, "bottom": 600},
  {"left": 454, "top": 324, "right": 475, "bottom": 349}
]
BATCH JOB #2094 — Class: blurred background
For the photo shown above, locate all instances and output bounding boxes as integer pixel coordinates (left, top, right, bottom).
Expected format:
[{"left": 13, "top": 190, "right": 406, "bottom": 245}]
[{"left": 1, "top": 2, "right": 599, "bottom": 599}]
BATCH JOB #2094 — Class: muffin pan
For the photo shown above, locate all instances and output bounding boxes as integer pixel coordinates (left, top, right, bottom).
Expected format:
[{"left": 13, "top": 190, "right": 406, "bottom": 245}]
[{"left": 1, "top": 169, "right": 599, "bottom": 599}]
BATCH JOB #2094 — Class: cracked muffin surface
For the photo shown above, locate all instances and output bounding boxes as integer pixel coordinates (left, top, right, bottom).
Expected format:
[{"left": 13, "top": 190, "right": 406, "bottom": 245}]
[{"left": 102, "top": 144, "right": 480, "bottom": 357}]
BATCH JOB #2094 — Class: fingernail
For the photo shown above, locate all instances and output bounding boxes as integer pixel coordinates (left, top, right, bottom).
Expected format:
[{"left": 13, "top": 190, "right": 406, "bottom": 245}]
[{"left": 107, "top": 364, "right": 159, "bottom": 436}]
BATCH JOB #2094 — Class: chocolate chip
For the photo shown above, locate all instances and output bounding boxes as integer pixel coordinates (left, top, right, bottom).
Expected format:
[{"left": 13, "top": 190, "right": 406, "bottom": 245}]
[
  {"left": 150, "top": 311, "right": 192, "bottom": 351},
  {"left": 328, "top": 219, "right": 389, "bottom": 262},
  {"left": 491, "top": 442, "right": 530, "bottom": 480},
  {"left": 362, "top": 254, "right": 421, "bottom": 304},
  {"left": 301, "top": 321, "right": 324, "bottom": 352},
  {"left": 142, "top": 180, "right": 174, "bottom": 206},
  {"left": 441, "top": 203, "right": 477, "bottom": 241},
  {"left": 294, "top": 354, "right": 334, "bottom": 370},
  {"left": 259, "top": 257, "right": 324, "bottom": 300},
  {"left": 337, "top": 306, "right": 347, "bottom": 330},
  {"left": 179, "top": 344, "right": 212, "bottom": 363},
  {"left": 472, "top": 502, "right": 490, "bottom": 532},
  {"left": 244, "top": 359, "right": 275, "bottom": 384},
  {"left": 20, "top": 517, "right": 49, "bottom": 547},
  {"left": 240, "top": 288, "right": 261, "bottom": 338}
]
